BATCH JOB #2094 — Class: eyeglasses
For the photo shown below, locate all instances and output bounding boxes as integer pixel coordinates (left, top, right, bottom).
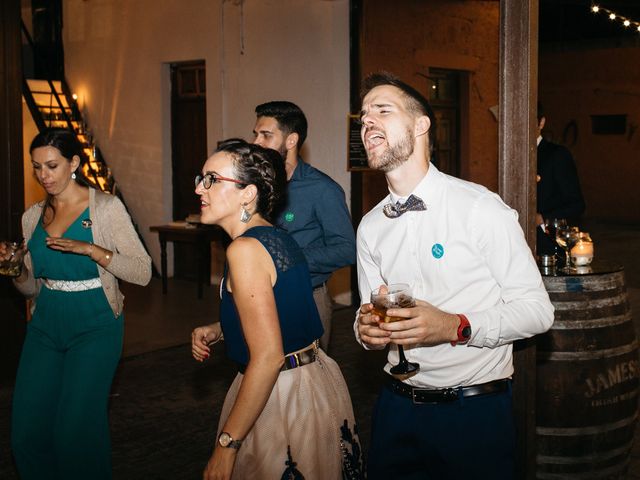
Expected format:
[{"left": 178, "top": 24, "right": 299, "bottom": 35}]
[{"left": 195, "top": 173, "right": 247, "bottom": 189}]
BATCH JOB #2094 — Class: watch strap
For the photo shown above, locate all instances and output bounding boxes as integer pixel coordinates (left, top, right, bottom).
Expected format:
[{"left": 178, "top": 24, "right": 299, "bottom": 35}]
[
  {"left": 227, "top": 439, "right": 242, "bottom": 449},
  {"left": 218, "top": 431, "right": 243, "bottom": 449},
  {"left": 451, "top": 313, "right": 471, "bottom": 346}
]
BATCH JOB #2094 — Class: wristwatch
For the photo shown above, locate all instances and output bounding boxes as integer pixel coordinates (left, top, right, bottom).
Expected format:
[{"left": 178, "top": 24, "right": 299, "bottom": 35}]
[
  {"left": 218, "top": 431, "right": 243, "bottom": 449},
  {"left": 451, "top": 314, "right": 472, "bottom": 346}
]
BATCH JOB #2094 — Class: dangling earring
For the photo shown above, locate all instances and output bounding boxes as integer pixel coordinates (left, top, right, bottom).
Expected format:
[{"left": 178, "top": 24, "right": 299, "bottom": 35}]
[
  {"left": 71, "top": 171, "right": 77, "bottom": 180},
  {"left": 240, "top": 203, "right": 252, "bottom": 223}
]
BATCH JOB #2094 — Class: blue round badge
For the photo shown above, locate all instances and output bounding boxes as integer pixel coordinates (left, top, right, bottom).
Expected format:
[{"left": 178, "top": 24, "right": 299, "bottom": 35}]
[{"left": 432, "top": 243, "right": 444, "bottom": 259}]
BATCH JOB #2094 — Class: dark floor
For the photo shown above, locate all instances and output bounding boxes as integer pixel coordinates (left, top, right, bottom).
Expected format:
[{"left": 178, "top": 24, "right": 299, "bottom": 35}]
[
  {"left": 1, "top": 219, "right": 640, "bottom": 479},
  {"left": 0, "top": 296, "right": 387, "bottom": 480}
]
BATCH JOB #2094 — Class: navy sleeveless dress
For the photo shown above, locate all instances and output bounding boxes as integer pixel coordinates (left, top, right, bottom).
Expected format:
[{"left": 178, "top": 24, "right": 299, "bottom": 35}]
[
  {"left": 220, "top": 226, "right": 323, "bottom": 365},
  {"left": 216, "top": 226, "right": 364, "bottom": 479}
]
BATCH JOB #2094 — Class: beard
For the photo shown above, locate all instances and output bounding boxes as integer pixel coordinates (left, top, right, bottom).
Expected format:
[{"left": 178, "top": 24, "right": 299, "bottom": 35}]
[
  {"left": 367, "top": 126, "right": 415, "bottom": 173},
  {"left": 277, "top": 144, "right": 288, "bottom": 160}
]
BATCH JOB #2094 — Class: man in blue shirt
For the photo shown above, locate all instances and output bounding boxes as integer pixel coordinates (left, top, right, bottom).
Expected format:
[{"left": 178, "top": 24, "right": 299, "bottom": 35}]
[{"left": 252, "top": 101, "right": 356, "bottom": 352}]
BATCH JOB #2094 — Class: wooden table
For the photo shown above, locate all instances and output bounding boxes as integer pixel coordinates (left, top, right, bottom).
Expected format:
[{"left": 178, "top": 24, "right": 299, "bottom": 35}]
[{"left": 150, "top": 224, "right": 224, "bottom": 299}]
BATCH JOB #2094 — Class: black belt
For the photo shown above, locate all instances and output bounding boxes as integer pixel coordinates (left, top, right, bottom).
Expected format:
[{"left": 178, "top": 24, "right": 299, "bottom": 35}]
[{"left": 387, "top": 377, "right": 510, "bottom": 404}]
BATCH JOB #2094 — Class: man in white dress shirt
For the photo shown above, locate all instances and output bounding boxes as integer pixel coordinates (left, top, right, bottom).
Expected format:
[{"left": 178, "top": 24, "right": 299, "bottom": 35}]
[{"left": 355, "top": 72, "right": 554, "bottom": 479}]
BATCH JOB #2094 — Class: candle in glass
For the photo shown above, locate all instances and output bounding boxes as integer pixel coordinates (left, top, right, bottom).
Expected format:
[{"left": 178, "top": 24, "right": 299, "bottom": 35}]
[{"left": 570, "top": 233, "right": 594, "bottom": 266}]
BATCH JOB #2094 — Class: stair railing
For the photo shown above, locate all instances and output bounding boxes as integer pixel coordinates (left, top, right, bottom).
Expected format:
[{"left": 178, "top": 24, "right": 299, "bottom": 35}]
[
  {"left": 21, "top": 18, "right": 107, "bottom": 191},
  {"left": 22, "top": 78, "right": 47, "bottom": 132},
  {"left": 21, "top": 20, "right": 75, "bottom": 132}
]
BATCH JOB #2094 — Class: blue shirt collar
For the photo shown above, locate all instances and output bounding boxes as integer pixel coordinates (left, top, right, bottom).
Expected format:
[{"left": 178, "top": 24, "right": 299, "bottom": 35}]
[{"left": 290, "top": 156, "right": 307, "bottom": 181}]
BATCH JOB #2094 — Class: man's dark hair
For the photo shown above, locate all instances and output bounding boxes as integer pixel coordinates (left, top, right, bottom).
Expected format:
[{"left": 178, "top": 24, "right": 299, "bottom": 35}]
[
  {"left": 361, "top": 72, "right": 437, "bottom": 162},
  {"left": 255, "top": 101, "right": 308, "bottom": 148},
  {"left": 360, "top": 72, "right": 435, "bottom": 124}
]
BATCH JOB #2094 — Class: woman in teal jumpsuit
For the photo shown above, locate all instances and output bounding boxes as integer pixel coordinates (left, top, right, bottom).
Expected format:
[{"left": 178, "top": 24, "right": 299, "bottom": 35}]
[{"left": 6, "top": 128, "right": 151, "bottom": 479}]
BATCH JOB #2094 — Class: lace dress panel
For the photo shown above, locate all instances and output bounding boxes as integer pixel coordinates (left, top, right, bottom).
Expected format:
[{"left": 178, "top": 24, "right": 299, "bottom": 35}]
[{"left": 251, "top": 228, "right": 305, "bottom": 273}]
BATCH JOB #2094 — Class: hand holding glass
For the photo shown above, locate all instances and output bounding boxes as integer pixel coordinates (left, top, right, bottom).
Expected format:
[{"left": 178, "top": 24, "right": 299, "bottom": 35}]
[
  {"left": 370, "top": 283, "right": 419, "bottom": 379},
  {"left": 0, "top": 240, "right": 25, "bottom": 277}
]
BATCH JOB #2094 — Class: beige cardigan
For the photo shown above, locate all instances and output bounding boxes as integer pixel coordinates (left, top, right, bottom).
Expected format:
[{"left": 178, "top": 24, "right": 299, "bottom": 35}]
[{"left": 14, "top": 188, "right": 152, "bottom": 317}]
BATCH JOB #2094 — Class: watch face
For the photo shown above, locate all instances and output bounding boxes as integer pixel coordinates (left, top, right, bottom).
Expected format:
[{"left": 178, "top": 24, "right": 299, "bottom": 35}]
[
  {"left": 461, "top": 325, "right": 472, "bottom": 338},
  {"left": 218, "top": 432, "right": 232, "bottom": 447}
]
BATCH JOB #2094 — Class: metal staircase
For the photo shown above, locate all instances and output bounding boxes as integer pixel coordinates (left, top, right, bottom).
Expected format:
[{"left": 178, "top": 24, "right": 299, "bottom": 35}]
[
  {"left": 21, "top": 17, "right": 117, "bottom": 195},
  {"left": 23, "top": 79, "right": 117, "bottom": 194}
]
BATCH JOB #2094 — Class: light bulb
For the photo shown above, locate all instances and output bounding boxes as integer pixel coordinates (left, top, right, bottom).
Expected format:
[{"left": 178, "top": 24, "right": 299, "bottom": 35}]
[
  {"left": 609, "top": 13, "right": 616, "bottom": 20},
  {"left": 592, "top": 6, "right": 599, "bottom": 13},
  {"left": 624, "top": 20, "right": 631, "bottom": 27}
]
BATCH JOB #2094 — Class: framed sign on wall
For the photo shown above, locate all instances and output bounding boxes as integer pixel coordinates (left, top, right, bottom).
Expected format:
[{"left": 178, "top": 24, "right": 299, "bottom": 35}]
[{"left": 347, "top": 114, "right": 371, "bottom": 171}]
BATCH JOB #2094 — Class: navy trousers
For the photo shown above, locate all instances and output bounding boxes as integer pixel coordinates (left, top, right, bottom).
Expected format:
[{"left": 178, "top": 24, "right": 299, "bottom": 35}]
[{"left": 367, "top": 382, "right": 515, "bottom": 480}]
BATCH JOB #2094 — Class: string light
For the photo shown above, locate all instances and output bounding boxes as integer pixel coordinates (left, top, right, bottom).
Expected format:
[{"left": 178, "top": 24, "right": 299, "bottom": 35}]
[{"left": 590, "top": 3, "right": 640, "bottom": 33}]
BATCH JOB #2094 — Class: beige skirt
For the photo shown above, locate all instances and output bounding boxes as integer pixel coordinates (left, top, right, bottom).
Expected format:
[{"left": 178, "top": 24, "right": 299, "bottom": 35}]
[{"left": 218, "top": 349, "right": 365, "bottom": 480}]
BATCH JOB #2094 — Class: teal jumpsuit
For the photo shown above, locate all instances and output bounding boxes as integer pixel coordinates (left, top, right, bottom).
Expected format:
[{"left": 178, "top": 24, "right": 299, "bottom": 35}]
[{"left": 11, "top": 208, "right": 123, "bottom": 479}]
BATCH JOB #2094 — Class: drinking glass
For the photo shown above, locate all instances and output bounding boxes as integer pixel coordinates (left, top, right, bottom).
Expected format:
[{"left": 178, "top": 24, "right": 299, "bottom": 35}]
[
  {"left": 542, "top": 218, "right": 565, "bottom": 262},
  {"left": 0, "top": 240, "right": 25, "bottom": 277},
  {"left": 370, "top": 283, "right": 419, "bottom": 380},
  {"left": 543, "top": 217, "right": 566, "bottom": 238},
  {"left": 555, "top": 225, "right": 580, "bottom": 272}
]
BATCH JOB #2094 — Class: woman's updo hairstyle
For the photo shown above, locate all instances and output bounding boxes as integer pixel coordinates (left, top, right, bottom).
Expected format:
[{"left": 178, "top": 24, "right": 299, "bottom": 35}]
[
  {"left": 29, "top": 127, "right": 91, "bottom": 188},
  {"left": 215, "top": 138, "right": 286, "bottom": 222}
]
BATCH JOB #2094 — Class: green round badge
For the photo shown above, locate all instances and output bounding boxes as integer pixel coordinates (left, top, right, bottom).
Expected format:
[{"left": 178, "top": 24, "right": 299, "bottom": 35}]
[{"left": 284, "top": 212, "right": 295, "bottom": 222}]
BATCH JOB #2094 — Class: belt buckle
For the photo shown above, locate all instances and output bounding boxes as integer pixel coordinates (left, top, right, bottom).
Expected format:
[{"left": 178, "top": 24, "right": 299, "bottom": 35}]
[
  {"left": 286, "top": 353, "right": 301, "bottom": 369},
  {"left": 411, "top": 388, "right": 427, "bottom": 404},
  {"left": 411, "top": 387, "right": 458, "bottom": 404}
]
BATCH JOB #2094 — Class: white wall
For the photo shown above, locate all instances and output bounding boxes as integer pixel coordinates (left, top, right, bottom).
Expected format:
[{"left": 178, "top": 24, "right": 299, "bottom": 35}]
[{"left": 62, "top": 0, "right": 351, "bottom": 297}]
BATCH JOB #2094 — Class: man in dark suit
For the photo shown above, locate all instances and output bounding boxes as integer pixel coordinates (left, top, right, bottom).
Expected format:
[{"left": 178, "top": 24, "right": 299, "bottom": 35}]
[{"left": 536, "top": 104, "right": 585, "bottom": 255}]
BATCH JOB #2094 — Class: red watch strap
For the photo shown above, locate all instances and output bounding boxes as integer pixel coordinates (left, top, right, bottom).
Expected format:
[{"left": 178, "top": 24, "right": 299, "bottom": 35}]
[{"left": 451, "top": 314, "right": 471, "bottom": 346}]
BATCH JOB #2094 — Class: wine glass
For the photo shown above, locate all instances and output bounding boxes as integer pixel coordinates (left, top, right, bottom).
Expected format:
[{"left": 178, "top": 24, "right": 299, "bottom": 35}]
[
  {"left": 543, "top": 218, "right": 566, "bottom": 263},
  {"left": 370, "top": 283, "right": 419, "bottom": 380},
  {"left": 555, "top": 225, "right": 580, "bottom": 272},
  {"left": 543, "top": 218, "right": 566, "bottom": 238}
]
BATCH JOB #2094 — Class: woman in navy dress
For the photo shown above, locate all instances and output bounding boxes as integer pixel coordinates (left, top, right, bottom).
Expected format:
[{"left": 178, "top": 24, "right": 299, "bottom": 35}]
[{"left": 191, "top": 139, "right": 363, "bottom": 480}]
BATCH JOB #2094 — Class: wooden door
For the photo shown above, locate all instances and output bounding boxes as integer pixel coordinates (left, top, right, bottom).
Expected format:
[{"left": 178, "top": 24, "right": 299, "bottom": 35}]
[
  {"left": 170, "top": 61, "right": 207, "bottom": 279},
  {"left": 428, "top": 68, "right": 462, "bottom": 178}
]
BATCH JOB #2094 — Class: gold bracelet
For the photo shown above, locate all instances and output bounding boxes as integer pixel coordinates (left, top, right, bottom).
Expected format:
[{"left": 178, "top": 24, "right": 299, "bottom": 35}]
[
  {"left": 88, "top": 242, "right": 94, "bottom": 260},
  {"left": 104, "top": 251, "right": 112, "bottom": 263}
]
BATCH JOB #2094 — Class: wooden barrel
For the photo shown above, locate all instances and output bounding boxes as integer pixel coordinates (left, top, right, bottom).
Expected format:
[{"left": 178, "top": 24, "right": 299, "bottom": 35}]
[{"left": 537, "top": 267, "right": 639, "bottom": 479}]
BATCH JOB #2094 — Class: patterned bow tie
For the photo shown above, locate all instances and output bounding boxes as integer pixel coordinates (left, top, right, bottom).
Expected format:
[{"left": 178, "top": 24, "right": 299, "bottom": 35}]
[{"left": 383, "top": 194, "right": 427, "bottom": 218}]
